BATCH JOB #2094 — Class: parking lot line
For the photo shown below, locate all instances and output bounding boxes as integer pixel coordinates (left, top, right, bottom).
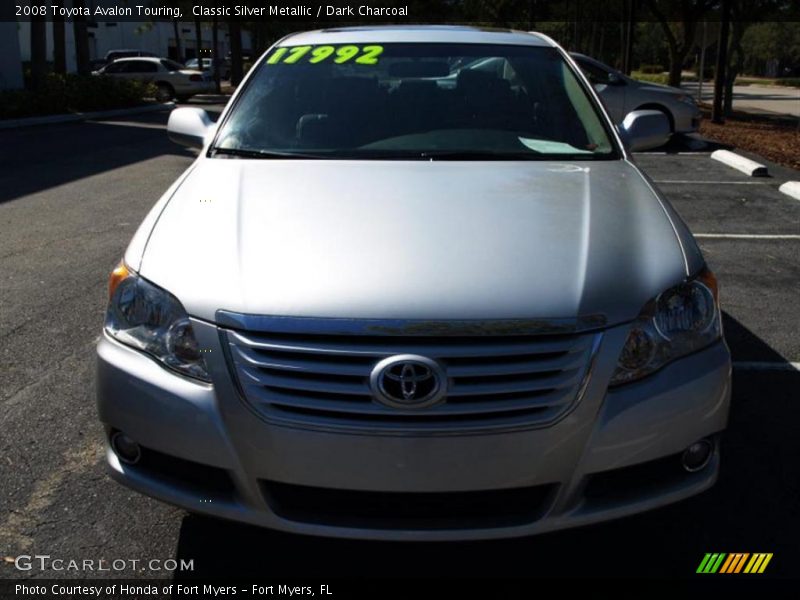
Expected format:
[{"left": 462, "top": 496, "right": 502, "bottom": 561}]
[
  {"left": 85, "top": 120, "right": 167, "bottom": 129},
  {"left": 694, "top": 234, "right": 800, "bottom": 240},
  {"left": 733, "top": 361, "right": 800, "bottom": 371},
  {"left": 654, "top": 180, "right": 771, "bottom": 185},
  {"left": 633, "top": 152, "right": 712, "bottom": 156}
]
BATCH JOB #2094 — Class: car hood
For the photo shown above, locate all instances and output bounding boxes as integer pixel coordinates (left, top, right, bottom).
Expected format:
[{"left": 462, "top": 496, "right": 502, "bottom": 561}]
[
  {"left": 139, "top": 159, "right": 690, "bottom": 326},
  {"left": 631, "top": 79, "right": 685, "bottom": 96}
]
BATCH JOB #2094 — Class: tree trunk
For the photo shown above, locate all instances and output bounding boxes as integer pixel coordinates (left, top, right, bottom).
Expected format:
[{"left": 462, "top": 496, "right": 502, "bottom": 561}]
[
  {"left": 622, "top": 0, "right": 636, "bottom": 75},
  {"left": 598, "top": 23, "right": 605, "bottom": 62},
  {"left": 30, "top": 16, "right": 47, "bottom": 90},
  {"left": 666, "top": 41, "right": 686, "bottom": 88},
  {"left": 172, "top": 18, "right": 183, "bottom": 63},
  {"left": 712, "top": 0, "right": 731, "bottom": 124},
  {"left": 52, "top": 10, "right": 66, "bottom": 74},
  {"left": 229, "top": 18, "right": 243, "bottom": 86},
  {"left": 212, "top": 14, "right": 220, "bottom": 93},
  {"left": 194, "top": 14, "right": 202, "bottom": 62},
  {"left": 72, "top": 0, "right": 91, "bottom": 76},
  {"left": 724, "top": 21, "right": 745, "bottom": 117},
  {"left": 647, "top": 0, "right": 708, "bottom": 90}
]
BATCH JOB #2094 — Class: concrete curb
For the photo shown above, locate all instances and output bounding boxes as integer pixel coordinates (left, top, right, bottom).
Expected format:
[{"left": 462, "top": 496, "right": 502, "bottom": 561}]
[
  {"left": 0, "top": 102, "right": 175, "bottom": 130},
  {"left": 778, "top": 181, "right": 800, "bottom": 201},
  {"left": 710, "top": 149, "right": 769, "bottom": 177}
]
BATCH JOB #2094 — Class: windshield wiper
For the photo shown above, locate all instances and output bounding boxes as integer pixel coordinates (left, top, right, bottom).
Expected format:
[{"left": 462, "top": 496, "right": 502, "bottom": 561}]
[
  {"left": 209, "top": 147, "right": 326, "bottom": 159},
  {"left": 416, "top": 150, "right": 545, "bottom": 161}
]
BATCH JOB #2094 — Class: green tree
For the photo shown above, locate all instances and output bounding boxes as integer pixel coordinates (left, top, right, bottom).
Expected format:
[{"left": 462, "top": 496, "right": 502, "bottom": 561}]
[
  {"left": 741, "top": 22, "right": 800, "bottom": 76},
  {"left": 646, "top": 0, "right": 716, "bottom": 87}
]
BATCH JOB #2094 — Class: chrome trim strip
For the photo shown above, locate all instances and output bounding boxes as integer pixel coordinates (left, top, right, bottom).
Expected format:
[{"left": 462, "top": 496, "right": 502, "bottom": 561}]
[
  {"left": 573, "top": 333, "right": 604, "bottom": 407},
  {"left": 215, "top": 311, "right": 607, "bottom": 336}
]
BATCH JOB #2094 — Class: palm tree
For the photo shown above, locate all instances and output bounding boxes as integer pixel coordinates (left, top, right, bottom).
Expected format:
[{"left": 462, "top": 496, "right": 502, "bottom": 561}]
[
  {"left": 228, "top": 17, "right": 243, "bottom": 86},
  {"left": 72, "top": 0, "right": 91, "bottom": 75},
  {"left": 30, "top": 16, "right": 47, "bottom": 90},
  {"left": 172, "top": 18, "right": 183, "bottom": 63},
  {"left": 194, "top": 13, "right": 203, "bottom": 63},
  {"left": 52, "top": 3, "right": 67, "bottom": 75},
  {"left": 212, "top": 14, "right": 221, "bottom": 92}
]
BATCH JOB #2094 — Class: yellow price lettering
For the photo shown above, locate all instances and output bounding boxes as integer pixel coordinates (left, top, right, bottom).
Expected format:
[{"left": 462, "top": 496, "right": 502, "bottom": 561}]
[{"left": 265, "top": 45, "right": 385, "bottom": 66}]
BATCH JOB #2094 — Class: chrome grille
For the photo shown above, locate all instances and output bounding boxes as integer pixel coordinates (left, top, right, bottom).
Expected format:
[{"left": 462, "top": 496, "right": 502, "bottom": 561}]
[{"left": 224, "top": 326, "right": 601, "bottom": 433}]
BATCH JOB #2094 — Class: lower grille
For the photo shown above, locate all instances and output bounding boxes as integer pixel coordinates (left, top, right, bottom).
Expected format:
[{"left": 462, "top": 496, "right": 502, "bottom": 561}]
[
  {"left": 224, "top": 322, "right": 601, "bottom": 433},
  {"left": 133, "top": 446, "right": 235, "bottom": 496},
  {"left": 263, "top": 481, "right": 557, "bottom": 530}
]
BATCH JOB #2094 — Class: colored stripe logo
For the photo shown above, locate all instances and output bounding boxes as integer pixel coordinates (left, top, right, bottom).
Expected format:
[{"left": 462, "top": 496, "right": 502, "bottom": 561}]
[{"left": 697, "top": 553, "right": 773, "bottom": 574}]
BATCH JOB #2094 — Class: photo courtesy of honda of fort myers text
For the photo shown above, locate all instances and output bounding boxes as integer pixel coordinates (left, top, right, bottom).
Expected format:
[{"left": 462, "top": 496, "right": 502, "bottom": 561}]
[{"left": 2, "top": 0, "right": 800, "bottom": 598}]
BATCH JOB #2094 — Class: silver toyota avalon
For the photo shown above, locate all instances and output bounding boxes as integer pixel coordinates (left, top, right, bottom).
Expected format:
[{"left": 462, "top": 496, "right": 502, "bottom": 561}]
[{"left": 97, "top": 26, "right": 731, "bottom": 540}]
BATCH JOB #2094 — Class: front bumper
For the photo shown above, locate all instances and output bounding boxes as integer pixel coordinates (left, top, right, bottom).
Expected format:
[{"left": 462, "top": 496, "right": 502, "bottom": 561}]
[
  {"left": 96, "top": 320, "right": 731, "bottom": 540},
  {"left": 673, "top": 102, "right": 703, "bottom": 134}
]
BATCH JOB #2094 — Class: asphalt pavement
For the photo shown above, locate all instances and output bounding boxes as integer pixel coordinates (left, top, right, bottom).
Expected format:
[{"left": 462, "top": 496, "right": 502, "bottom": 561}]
[
  {"left": 682, "top": 81, "right": 800, "bottom": 118},
  {"left": 1, "top": 108, "right": 799, "bottom": 581}
]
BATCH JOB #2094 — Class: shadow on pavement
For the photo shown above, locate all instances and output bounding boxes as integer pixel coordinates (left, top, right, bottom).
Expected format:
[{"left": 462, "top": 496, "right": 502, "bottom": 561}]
[
  {"left": 0, "top": 117, "right": 196, "bottom": 204},
  {"left": 170, "top": 312, "right": 799, "bottom": 579},
  {"left": 637, "top": 132, "right": 732, "bottom": 154}
]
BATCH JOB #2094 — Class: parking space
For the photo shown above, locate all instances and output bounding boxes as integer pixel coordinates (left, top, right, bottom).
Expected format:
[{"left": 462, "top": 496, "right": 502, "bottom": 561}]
[
  {"left": 634, "top": 147, "right": 800, "bottom": 367},
  {"left": 635, "top": 152, "right": 800, "bottom": 237},
  {"left": 1, "top": 119, "right": 799, "bottom": 581}
]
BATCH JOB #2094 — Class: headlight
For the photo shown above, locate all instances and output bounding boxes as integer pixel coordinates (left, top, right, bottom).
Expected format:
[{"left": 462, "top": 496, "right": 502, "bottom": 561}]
[
  {"left": 104, "top": 261, "right": 211, "bottom": 382},
  {"left": 610, "top": 269, "right": 721, "bottom": 386}
]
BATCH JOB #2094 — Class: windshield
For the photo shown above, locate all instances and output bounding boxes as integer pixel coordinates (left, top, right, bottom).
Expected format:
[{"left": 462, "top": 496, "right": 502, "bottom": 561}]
[
  {"left": 212, "top": 43, "right": 618, "bottom": 160},
  {"left": 161, "top": 59, "right": 185, "bottom": 72}
]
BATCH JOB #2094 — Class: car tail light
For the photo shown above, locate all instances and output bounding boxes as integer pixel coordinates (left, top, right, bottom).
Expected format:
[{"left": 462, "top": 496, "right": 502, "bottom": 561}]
[{"left": 189, "top": 74, "right": 202, "bottom": 82}]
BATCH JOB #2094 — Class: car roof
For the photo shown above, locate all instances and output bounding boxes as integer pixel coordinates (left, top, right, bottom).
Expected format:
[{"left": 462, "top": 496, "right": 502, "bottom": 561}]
[
  {"left": 113, "top": 57, "right": 163, "bottom": 63},
  {"left": 570, "top": 52, "right": 601, "bottom": 64},
  {"left": 281, "top": 25, "right": 553, "bottom": 47}
]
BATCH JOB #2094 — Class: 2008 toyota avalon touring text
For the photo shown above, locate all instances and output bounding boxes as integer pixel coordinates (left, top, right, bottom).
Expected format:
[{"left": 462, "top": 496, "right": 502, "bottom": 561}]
[{"left": 96, "top": 26, "right": 731, "bottom": 540}]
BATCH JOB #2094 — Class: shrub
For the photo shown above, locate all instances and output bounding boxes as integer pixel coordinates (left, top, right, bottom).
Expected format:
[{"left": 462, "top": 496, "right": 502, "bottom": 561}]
[
  {"left": 638, "top": 64, "right": 665, "bottom": 74},
  {"left": 696, "top": 66, "right": 714, "bottom": 79},
  {"left": 775, "top": 78, "right": 800, "bottom": 87},
  {"left": 0, "top": 73, "right": 156, "bottom": 120},
  {"left": 631, "top": 72, "right": 670, "bottom": 85}
]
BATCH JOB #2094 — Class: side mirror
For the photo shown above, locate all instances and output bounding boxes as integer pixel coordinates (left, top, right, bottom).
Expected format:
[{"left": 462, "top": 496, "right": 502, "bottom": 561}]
[
  {"left": 608, "top": 73, "right": 626, "bottom": 86},
  {"left": 620, "top": 109, "right": 671, "bottom": 152},
  {"left": 167, "top": 107, "right": 213, "bottom": 149}
]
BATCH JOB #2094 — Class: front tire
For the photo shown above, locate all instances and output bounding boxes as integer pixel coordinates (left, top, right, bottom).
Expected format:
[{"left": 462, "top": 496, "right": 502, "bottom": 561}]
[{"left": 155, "top": 82, "right": 175, "bottom": 102}]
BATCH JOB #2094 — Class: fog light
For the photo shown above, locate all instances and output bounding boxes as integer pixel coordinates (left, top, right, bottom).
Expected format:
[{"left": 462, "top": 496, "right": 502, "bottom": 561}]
[
  {"left": 110, "top": 431, "right": 142, "bottom": 465},
  {"left": 682, "top": 439, "right": 713, "bottom": 472}
]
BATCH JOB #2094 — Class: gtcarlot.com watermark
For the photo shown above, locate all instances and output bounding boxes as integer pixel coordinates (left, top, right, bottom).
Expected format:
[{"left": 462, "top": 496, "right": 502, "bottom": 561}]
[{"left": 12, "top": 554, "right": 194, "bottom": 573}]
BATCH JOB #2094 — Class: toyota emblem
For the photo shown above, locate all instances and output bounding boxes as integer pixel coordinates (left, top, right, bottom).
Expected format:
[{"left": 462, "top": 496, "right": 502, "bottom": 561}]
[{"left": 369, "top": 355, "right": 446, "bottom": 409}]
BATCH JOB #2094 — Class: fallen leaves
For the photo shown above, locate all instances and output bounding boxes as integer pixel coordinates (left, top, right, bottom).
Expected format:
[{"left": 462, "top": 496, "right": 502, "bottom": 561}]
[{"left": 699, "top": 114, "right": 800, "bottom": 171}]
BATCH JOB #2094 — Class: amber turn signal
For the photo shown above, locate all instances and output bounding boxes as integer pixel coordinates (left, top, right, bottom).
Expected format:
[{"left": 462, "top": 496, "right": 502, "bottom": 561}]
[
  {"left": 108, "top": 260, "right": 131, "bottom": 300},
  {"left": 697, "top": 267, "right": 719, "bottom": 302}
]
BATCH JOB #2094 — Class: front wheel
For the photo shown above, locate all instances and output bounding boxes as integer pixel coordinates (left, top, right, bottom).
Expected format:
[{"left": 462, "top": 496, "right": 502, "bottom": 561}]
[{"left": 155, "top": 82, "right": 175, "bottom": 102}]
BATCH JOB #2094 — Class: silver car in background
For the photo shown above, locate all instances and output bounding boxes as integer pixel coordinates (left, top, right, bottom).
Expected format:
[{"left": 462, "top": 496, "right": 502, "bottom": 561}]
[
  {"left": 572, "top": 52, "right": 702, "bottom": 135},
  {"left": 97, "top": 26, "right": 730, "bottom": 540},
  {"left": 95, "top": 57, "right": 214, "bottom": 102}
]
